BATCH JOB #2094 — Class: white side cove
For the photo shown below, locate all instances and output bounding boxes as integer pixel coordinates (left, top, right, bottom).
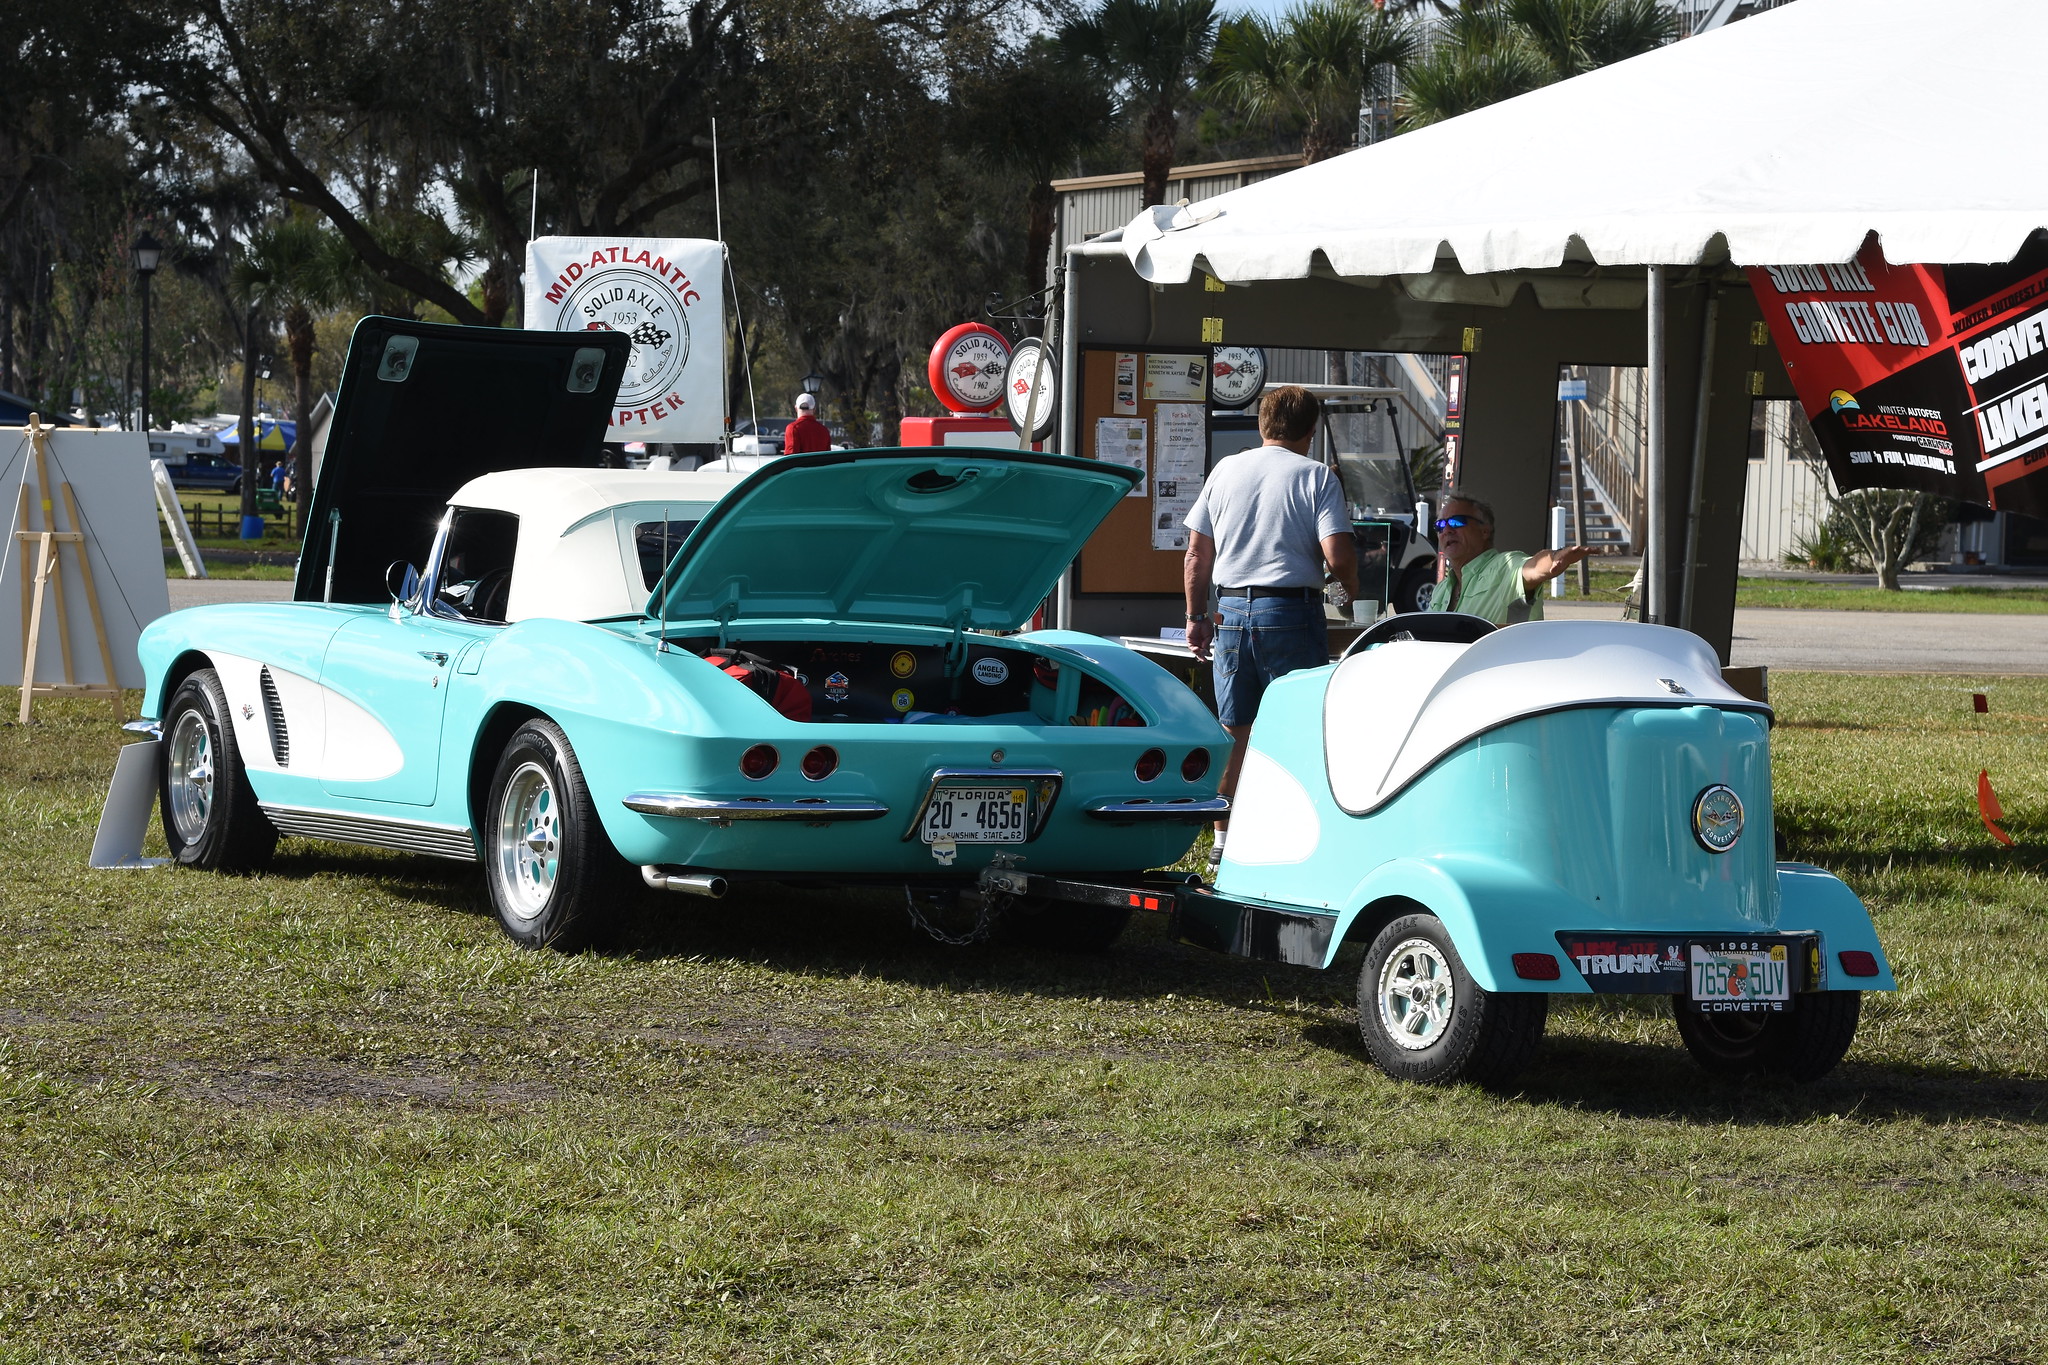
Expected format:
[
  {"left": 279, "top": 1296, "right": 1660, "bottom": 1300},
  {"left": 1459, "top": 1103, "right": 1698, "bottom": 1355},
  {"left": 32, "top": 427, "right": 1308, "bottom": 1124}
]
[
  {"left": 209, "top": 651, "right": 403, "bottom": 782},
  {"left": 1223, "top": 747, "right": 1321, "bottom": 867},
  {"left": 1325, "top": 621, "right": 1760, "bottom": 815}
]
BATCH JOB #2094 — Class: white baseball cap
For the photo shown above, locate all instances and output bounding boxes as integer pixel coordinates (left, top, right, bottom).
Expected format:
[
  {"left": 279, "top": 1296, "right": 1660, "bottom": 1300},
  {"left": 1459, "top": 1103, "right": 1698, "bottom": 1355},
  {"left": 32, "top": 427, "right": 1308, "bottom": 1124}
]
[{"left": 795, "top": 392, "right": 817, "bottom": 411}]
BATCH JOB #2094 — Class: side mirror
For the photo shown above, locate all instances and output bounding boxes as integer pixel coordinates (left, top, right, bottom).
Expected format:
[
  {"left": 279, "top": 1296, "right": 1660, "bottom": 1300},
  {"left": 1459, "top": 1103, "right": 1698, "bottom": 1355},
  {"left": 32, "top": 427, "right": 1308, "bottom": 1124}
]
[{"left": 386, "top": 560, "right": 421, "bottom": 604}]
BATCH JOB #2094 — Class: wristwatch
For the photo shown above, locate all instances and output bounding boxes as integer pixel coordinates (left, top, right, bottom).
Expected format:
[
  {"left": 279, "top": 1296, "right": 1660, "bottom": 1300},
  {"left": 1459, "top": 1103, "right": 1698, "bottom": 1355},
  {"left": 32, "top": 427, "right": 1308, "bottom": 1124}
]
[{"left": 1186, "top": 612, "right": 1210, "bottom": 623}]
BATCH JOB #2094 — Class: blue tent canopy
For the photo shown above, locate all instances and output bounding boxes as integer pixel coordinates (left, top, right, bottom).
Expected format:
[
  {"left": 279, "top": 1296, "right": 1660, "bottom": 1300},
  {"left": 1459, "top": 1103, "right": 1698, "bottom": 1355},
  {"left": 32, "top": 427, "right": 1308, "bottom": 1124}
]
[{"left": 216, "top": 418, "right": 296, "bottom": 451}]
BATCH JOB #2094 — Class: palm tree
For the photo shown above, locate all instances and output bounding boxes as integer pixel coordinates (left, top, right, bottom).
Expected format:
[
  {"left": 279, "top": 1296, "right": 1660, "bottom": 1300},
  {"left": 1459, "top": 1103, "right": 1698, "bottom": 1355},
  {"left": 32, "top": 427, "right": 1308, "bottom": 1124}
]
[
  {"left": 1210, "top": 0, "right": 1416, "bottom": 164},
  {"left": 1399, "top": 0, "right": 1674, "bottom": 130},
  {"left": 1062, "top": 0, "right": 1222, "bottom": 208},
  {"left": 232, "top": 214, "right": 359, "bottom": 527},
  {"left": 954, "top": 39, "right": 1117, "bottom": 297}
]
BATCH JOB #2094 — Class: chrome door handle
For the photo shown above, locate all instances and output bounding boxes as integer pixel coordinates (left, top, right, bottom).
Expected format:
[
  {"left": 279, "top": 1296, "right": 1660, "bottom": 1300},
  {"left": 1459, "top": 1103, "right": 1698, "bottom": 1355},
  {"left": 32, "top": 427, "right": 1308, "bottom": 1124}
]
[{"left": 418, "top": 650, "right": 449, "bottom": 666}]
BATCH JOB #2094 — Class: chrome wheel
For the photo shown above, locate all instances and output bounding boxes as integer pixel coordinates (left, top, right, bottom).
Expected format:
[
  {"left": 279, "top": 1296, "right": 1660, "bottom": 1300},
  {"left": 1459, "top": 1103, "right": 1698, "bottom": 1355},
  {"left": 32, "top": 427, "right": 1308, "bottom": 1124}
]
[
  {"left": 165, "top": 710, "right": 215, "bottom": 845},
  {"left": 1377, "top": 936, "right": 1456, "bottom": 1050},
  {"left": 493, "top": 760, "right": 560, "bottom": 924}
]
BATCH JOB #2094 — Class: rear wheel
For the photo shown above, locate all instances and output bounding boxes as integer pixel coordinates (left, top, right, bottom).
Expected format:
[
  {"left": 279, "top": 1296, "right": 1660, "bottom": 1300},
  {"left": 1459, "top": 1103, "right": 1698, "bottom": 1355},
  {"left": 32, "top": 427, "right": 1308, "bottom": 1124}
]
[
  {"left": 160, "top": 668, "right": 277, "bottom": 871},
  {"left": 1357, "top": 913, "right": 1546, "bottom": 1086},
  {"left": 484, "top": 719, "right": 630, "bottom": 951},
  {"left": 1395, "top": 560, "right": 1438, "bottom": 614},
  {"left": 1000, "top": 895, "right": 1132, "bottom": 952},
  {"left": 1673, "top": 991, "right": 1861, "bottom": 1082}
]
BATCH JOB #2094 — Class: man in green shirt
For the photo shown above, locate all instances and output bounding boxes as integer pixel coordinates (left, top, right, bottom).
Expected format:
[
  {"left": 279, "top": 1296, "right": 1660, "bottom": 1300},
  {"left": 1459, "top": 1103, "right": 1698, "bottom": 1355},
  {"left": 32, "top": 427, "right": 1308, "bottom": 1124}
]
[{"left": 1429, "top": 491, "right": 1590, "bottom": 624}]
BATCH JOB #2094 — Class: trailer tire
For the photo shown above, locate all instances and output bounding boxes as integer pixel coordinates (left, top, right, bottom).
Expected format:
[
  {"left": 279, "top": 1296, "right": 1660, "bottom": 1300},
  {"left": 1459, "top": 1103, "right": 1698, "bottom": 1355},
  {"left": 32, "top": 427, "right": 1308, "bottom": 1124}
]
[
  {"left": 1673, "top": 990, "right": 1860, "bottom": 1082},
  {"left": 1000, "top": 896, "right": 1133, "bottom": 953},
  {"left": 1357, "top": 912, "right": 1546, "bottom": 1086}
]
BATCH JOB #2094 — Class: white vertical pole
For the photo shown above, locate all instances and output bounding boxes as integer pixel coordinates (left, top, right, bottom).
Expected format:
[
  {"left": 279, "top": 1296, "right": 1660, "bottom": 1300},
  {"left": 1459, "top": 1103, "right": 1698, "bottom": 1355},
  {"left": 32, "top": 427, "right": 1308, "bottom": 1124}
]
[
  {"left": 1549, "top": 504, "right": 1568, "bottom": 598},
  {"left": 1055, "top": 254, "right": 1083, "bottom": 630},
  {"left": 1645, "top": 265, "right": 1669, "bottom": 624}
]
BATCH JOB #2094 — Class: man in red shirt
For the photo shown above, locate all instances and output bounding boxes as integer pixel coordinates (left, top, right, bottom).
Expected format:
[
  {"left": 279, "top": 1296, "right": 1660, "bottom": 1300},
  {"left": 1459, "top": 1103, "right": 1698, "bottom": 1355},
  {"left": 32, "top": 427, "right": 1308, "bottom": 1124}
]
[{"left": 782, "top": 392, "right": 832, "bottom": 454}]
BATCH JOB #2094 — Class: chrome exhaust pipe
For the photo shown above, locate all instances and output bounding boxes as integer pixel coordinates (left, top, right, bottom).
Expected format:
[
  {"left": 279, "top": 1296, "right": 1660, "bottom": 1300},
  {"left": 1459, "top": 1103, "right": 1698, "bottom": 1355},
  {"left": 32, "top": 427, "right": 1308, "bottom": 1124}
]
[{"left": 641, "top": 866, "right": 728, "bottom": 898}]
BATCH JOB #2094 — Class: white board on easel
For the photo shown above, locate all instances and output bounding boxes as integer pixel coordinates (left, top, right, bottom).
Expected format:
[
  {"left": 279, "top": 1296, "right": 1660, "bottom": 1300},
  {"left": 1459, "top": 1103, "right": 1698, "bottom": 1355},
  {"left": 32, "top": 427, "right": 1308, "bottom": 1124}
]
[{"left": 0, "top": 425, "right": 171, "bottom": 689}]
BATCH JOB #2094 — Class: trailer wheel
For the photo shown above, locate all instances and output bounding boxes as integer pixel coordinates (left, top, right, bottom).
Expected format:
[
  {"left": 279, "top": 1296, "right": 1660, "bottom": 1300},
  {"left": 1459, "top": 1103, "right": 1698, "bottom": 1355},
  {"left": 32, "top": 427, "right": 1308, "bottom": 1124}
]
[
  {"left": 1673, "top": 991, "right": 1861, "bottom": 1082},
  {"left": 1000, "top": 896, "right": 1133, "bottom": 953},
  {"left": 1356, "top": 913, "right": 1546, "bottom": 1086}
]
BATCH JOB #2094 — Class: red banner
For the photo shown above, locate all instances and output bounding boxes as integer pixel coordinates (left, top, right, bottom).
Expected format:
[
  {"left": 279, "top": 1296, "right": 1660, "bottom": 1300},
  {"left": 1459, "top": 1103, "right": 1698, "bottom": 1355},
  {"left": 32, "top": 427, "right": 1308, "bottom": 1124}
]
[{"left": 1747, "top": 233, "right": 2048, "bottom": 517}]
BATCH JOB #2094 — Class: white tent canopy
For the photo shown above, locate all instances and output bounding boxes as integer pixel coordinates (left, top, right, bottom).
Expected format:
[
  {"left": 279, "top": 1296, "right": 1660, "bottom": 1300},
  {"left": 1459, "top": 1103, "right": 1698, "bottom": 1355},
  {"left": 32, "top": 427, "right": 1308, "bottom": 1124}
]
[{"left": 1119, "top": 0, "right": 2045, "bottom": 286}]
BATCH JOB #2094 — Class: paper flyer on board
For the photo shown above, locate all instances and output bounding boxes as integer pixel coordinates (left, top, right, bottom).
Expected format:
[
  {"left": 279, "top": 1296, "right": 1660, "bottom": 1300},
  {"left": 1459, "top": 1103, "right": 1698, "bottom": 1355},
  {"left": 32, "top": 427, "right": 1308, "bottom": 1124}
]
[
  {"left": 1095, "top": 417, "right": 1148, "bottom": 496},
  {"left": 1150, "top": 402, "right": 1206, "bottom": 549},
  {"left": 1143, "top": 353, "right": 1209, "bottom": 403}
]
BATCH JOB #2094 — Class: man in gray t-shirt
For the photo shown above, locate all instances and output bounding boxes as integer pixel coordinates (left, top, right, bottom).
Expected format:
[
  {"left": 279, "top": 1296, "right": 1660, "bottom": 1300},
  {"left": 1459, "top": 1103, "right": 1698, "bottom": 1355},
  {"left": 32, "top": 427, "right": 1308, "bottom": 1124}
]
[{"left": 1183, "top": 386, "right": 1359, "bottom": 864}]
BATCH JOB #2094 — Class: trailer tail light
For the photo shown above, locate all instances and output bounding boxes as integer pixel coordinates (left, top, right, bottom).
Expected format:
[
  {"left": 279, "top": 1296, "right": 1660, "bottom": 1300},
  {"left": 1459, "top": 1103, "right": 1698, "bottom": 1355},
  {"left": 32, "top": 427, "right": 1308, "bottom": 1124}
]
[
  {"left": 1837, "top": 950, "right": 1880, "bottom": 978},
  {"left": 1512, "top": 953, "right": 1561, "bottom": 981},
  {"left": 800, "top": 745, "right": 838, "bottom": 781},
  {"left": 740, "top": 744, "right": 778, "bottom": 780},
  {"left": 1181, "top": 747, "right": 1211, "bottom": 781},
  {"left": 1135, "top": 748, "right": 1166, "bottom": 782}
]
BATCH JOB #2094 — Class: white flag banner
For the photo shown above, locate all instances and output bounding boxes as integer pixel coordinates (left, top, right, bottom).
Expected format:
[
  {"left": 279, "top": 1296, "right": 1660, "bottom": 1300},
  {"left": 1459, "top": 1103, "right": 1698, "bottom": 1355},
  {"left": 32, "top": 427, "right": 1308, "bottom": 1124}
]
[{"left": 524, "top": 236, "right": 723, "bottom": 443}]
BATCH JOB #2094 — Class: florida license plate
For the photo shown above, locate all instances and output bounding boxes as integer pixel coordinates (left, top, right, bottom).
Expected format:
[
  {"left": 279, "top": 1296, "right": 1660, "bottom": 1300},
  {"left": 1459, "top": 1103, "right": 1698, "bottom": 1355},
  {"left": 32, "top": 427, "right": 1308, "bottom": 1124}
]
[
  {"left": 921, "top": 786, "right": 1029, "bottom": 843},
  {"left": 1688, "top": 943, "right": 1792, "bottom": 1011}
]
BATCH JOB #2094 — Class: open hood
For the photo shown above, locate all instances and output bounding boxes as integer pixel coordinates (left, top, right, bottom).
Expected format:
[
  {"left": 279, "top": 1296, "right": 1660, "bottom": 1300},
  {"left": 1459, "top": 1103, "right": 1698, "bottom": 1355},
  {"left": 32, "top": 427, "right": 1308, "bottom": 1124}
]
[
  {"left": 649, "top": 450, "right": 1140, "bottom": 632},
  {"left": 296, "top": 317, "right": 631, "bottom": 604}
]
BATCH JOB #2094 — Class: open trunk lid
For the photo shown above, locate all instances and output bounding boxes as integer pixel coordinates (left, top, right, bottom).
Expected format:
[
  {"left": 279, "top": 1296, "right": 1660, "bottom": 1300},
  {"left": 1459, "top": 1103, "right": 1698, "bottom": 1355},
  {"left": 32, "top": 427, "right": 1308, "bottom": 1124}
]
[{"left": 648, "top": 450, "right": 1141, "bottom": 633}]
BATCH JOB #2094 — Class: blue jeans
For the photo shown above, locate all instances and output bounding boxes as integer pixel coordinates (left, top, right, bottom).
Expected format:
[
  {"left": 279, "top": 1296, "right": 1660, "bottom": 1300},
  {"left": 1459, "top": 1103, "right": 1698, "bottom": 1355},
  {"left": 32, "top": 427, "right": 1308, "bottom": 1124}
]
[{"left": 1213, "top": 596, "right": 1327, "bottom": 727}]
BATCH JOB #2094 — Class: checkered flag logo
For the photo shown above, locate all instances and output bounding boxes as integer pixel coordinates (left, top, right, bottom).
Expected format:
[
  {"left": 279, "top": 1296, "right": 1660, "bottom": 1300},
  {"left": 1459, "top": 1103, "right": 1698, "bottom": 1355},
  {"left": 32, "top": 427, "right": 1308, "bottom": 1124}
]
[{"left": 631, "top": 322, "right": 671, "bottom": 348}]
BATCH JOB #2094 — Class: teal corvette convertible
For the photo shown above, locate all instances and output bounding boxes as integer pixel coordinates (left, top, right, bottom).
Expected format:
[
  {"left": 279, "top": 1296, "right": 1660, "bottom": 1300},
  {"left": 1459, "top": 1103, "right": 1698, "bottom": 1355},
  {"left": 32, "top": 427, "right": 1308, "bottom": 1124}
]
[{"left": 119, "top": 319, "right": 1228, "bottom": 949}]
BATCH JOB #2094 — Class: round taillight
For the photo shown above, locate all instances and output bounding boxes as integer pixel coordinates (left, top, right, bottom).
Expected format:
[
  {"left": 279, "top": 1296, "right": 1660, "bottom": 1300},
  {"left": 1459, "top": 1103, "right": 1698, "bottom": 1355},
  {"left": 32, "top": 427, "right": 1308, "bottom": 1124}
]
[
  {"left": 1135, "top": 747, "right": 1166, "bottom": 782},
  {"left": 800, "top": 745, "right": 838, "bottom": 781},
  {"left": 1181, "top": 747, "right": 1211, "bottom": 782},
  {"left": 740, "top": 744, "right": 778, "bottom": 780}
]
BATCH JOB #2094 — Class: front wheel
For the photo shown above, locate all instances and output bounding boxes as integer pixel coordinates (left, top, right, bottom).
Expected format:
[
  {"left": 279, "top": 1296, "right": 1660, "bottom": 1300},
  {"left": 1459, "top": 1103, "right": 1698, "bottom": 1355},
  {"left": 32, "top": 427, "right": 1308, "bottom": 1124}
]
[
  {"left": 1673, "top": 991, "right": 1861, "bottom": 1082},
  {"left": 484, "top": 718, "right": 630, "bottom": 951},
  {"left": 1357, "top": 913, "right": 1546, "bottom": 1086},
  {"left": 160, "top": 668, "right": 277, "bottom": 871}
]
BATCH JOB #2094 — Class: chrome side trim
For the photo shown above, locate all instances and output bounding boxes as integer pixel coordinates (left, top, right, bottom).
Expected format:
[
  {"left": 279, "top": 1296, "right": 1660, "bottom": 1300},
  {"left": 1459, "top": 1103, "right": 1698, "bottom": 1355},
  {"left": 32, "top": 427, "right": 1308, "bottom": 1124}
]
[
  {"left": 623, "top": 792, "right": 890, "bottom": 823},
  {"left": 900, "top": 767, "right": 1063, "bottom": 842},
  {"left": 259, "top": 803, "right": 479, "bottom": 862},
  {"left": 122, "top": 719, "right": 162, "bottom": 738},
  {"left": 1083, "top": 796, "right": 1231, "bottom": 823}
]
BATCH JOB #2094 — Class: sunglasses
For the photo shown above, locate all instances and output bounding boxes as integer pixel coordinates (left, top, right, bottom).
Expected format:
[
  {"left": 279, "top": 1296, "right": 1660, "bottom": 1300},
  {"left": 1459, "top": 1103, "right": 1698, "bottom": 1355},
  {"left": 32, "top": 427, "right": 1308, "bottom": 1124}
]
[{"left": 1434, "top": 515, "right": 1486, "bottom": 530}]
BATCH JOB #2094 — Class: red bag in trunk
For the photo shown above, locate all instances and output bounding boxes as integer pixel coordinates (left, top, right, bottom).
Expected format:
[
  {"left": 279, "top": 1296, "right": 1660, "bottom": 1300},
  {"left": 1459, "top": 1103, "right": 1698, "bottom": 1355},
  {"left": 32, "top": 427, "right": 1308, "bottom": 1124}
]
[{"left": 703, "top": 650, "right": 813, "bottom": 722}]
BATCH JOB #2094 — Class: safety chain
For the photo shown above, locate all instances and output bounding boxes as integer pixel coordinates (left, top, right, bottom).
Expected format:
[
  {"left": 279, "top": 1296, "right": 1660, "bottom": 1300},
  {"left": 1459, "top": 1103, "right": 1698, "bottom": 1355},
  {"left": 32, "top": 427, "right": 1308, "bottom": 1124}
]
[{"left": 902, "top": 882, "right": 1009, "bottom": 946}]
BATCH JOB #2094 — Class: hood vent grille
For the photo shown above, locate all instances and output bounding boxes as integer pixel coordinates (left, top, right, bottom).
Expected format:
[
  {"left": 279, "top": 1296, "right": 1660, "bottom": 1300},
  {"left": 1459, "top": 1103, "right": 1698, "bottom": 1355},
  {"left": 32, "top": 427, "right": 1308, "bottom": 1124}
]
[{"left": 258, "top": 666, "right": 290, "bottom": 768}]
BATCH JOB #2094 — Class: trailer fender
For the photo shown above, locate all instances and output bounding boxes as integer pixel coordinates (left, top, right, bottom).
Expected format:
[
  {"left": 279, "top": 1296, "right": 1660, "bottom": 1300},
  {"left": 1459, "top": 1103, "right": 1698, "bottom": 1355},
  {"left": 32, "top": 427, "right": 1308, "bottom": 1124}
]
[
  {"left": 1324, "top": 855, "right": 1596, "bottom": 992},
  {"left": 1776, "top": 862, "right": 1897, "bottom": 991}
]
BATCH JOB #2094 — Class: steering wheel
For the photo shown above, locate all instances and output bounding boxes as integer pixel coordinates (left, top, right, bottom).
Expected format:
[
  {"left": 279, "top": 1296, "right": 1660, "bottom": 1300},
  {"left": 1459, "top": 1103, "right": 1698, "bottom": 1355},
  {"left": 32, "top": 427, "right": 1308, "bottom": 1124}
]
[
  {"left": 1338, "top": 610, "right": 1497, "bottom": 661},
  {"left": 468, "top": 567, "right": 513, "bottom": 622}
]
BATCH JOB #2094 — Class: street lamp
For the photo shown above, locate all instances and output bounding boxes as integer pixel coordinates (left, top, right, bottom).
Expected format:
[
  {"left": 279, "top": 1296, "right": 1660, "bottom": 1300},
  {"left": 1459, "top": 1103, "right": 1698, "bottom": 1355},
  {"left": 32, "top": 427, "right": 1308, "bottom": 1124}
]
[
  {"left": 132, "top": 231, "right": 163, "bottom": 433},
  {"left": 801, "top": 370, "right": 823, "bottom": 399}
]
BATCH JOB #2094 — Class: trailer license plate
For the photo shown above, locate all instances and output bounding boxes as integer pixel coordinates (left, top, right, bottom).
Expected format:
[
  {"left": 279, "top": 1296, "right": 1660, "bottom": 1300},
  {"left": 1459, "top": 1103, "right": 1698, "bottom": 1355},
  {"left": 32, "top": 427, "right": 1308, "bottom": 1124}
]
[
  {"left": 1688, "top": 943, "right": 1791, "bottom": 1010},
  {"left": 921, "top": 786, "right": 1029, "bottom": 843}
]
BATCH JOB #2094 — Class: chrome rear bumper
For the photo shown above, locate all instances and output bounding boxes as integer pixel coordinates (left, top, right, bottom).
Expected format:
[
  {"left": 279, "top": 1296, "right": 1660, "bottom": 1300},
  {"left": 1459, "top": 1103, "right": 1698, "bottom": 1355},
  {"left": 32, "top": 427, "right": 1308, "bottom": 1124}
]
[
  {"left": 1083, "top": 796, "right": 1230, "bottom": 823},
  {"left": 623, "top": 792, "right": 890, "bottom": 823}
]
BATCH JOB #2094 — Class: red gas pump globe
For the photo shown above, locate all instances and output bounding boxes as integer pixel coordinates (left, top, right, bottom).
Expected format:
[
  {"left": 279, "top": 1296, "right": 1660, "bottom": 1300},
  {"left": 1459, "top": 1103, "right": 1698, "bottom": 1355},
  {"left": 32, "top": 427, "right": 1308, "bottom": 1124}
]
[{"left": 927, "top": 323, "right": 1011, "bottom": 413}]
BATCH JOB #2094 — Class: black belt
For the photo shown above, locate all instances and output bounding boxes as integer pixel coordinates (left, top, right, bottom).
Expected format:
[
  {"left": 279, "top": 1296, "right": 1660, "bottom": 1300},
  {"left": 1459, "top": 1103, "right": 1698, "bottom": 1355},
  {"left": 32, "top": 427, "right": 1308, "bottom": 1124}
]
[{"left": 1219, "top": 585, "right": 1320, "bottom": 601}]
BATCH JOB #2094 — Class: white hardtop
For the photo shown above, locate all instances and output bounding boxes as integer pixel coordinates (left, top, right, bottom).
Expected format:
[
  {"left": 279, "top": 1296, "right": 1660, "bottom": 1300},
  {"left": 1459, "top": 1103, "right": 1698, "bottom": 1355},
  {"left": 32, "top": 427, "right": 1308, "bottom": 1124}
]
[
  {"left": 1323, "top": 620, "right": 1763, "bottom": 814},
  {"left": 449, "top": 466, "right": 748, "bottom": 622}
]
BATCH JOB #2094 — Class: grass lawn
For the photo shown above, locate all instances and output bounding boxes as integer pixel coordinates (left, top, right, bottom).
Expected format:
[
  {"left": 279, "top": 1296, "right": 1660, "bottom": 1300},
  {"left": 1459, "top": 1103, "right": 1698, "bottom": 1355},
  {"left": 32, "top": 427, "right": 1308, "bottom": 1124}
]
[
  {"left": 1556, "top": 567, "right": 2048, "bottom": 614},
  {"left": 1, "top": 675, "right": 2044, "bottom": 1361}
]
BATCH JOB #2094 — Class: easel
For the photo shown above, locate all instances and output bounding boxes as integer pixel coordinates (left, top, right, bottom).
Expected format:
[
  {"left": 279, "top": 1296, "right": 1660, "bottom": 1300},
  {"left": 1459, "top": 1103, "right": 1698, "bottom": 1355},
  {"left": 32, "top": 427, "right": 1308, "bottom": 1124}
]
[{"left": 15, "top": 414, "right": 124, "bottom": 723}]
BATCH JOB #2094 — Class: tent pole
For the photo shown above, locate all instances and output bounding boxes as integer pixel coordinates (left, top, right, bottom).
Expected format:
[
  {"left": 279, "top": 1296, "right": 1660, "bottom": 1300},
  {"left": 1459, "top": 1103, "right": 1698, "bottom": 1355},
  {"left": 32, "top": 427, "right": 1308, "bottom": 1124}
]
[
  {"left": 1644, "top": 265, "right": 1668, "bottom": 624},
  {"left": 1680, "top": 283, "right": 1720, "bottom": 632},
  {"left": 1055, "top": 251, "right": 1082, "bottom": 630}
]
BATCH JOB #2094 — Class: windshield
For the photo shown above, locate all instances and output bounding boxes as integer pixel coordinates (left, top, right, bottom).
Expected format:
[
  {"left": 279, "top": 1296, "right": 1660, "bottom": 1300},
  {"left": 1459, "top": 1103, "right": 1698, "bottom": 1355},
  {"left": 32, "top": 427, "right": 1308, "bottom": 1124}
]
[{"left": 1324, "top": 407, "right": 1417, "bottom": 515}]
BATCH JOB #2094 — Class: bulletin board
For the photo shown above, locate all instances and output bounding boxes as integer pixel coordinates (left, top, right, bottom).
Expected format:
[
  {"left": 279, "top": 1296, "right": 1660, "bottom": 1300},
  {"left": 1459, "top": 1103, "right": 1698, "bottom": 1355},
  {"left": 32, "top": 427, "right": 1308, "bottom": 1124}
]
[{"left": 1075, "top": 346, "right": 1214, "bottom": 595}]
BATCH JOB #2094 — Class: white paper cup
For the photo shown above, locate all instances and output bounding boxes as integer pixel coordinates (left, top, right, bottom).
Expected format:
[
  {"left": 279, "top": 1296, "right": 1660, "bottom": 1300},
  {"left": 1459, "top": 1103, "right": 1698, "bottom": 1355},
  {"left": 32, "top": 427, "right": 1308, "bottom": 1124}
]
[{"left": 1351, "top": 599, "right": 1380, "bottom": 625}]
